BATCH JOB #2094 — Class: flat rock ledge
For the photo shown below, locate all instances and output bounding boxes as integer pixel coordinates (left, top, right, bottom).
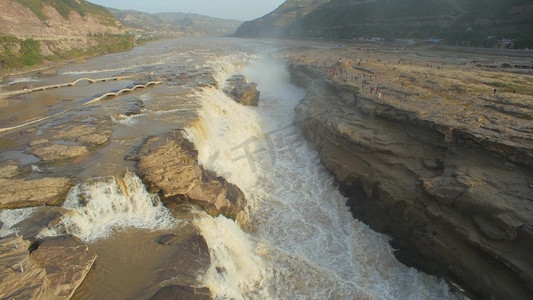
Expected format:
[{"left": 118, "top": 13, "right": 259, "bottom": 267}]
[
  {"left": 0, "top": 177, "right": 70, "bottom": 209},
  {"left": 31, "top": 235, "right": 97, "bottom": 299},
  {"left": 291, "top": 64, "right": 533, "bottom": 299},
  {"left": 0, "top": 236, "right": 50, "bottom": 299},
  {"left": 0, "top": 235, "right": 96, "bottom": 299},
  {"left": 136, "top": 131, "right": 248, "bottom": 227},
  {"left": 28, "top": 117, "right": 112, "bottom": 162},
  {"left": 224, "top": 75, "right": 260, "bottom": 106}
]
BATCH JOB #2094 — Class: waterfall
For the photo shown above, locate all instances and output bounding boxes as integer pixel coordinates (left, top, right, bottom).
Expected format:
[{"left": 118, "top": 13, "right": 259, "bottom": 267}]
[
  {"left": 40, "top": 172, "right": 176, "bottom": 242},
  {"left": 186, "top": 56, "right": 459, "bottom": 299}
]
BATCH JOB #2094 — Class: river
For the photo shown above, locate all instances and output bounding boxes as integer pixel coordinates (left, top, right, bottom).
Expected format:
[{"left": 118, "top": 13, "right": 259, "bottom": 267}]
[{"left": 0, "top": 37, "right": 461, "bottom": 299}]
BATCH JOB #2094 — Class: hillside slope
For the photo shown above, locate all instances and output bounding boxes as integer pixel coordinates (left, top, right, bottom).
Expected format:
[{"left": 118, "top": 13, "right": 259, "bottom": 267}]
[
  {"left": 0, "top": 0, "right": 131, "bottom": 75},
  {"left": 111, "top": 9, "right": 241, "bottom": 38},
  {"left": 235, "top": 0, "right": 533, "bottom": 48},
  {"left": 235, "top": 0, "right": 333, "bottom": 38}
]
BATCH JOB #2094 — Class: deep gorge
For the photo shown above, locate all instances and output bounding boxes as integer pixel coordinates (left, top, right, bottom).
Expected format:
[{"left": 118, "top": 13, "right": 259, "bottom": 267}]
[{"left": 290, "top": 62, "right": 533, "bottom": 299}]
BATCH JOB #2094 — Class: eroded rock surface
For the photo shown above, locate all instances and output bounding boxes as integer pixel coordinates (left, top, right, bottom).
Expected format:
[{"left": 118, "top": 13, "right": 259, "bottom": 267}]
[
  {"left": 0, "top": 234, "right": 96, "bottom": 300},
  {"left": 0, "top": 177, "right": 70, "bottom": 209},
  {"left": 0, "top": 236, "right": 51, "bottom": 300},
  {"left": 136, "top": 131, "right": 247, "bottom": 226},
  {"left": 224, "top": 75, "right": 260, "bottom": 106},
  {"left": 29, "top": 118, "right": 112, "bottom": 162},
  {"left": 0, "top": 160, "right": 20, "bottom": 178},
  {"left": 291, "top": 63, "right": 533, "bottom": 299},
  {"left": 150, "top": 223, "right": 211, "bottom": 298},
  {"left": 31, "top": 235, "right": 97, "bottom": 299}
]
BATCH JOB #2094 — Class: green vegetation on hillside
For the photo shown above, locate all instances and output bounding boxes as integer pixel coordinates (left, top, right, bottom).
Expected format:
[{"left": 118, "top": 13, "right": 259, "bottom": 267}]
[
  {"left": 0, "top": 34, "right": 134, "bottom": 75},
  {"left": 86, "top": 34, "right": 135, "bottom": 55},
  {"left": 0, "top": 1, "right": 132, "bottom": 76},
  {"left": 0, "top": 36, "right": 43, "bottom": 70},
  {"left": 15, "top": 0, "right": 116, "bottom": 23},
  {"left": 0, "top": 35, "right": 22, "bottom": 70},
  {"left": 237, "top": 0, "right": 533, "bottom": 48},
  {"left": 20, "top": 38, "right": 43, "bottom": 66}
]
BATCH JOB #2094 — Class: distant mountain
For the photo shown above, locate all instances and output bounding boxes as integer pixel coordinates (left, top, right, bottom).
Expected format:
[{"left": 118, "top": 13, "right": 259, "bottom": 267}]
[
  {"left": 235, "top": 0, "right": 333, "bottom": 38},
  {"left": 110, "top": 9, "right": 242, "bottom": 39},
  {"left": 235, "top": 0, "right": 533, "bottom": 48}
]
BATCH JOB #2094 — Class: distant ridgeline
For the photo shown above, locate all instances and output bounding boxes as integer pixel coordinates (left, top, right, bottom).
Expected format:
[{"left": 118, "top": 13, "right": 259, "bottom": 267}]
[
  {"left": 0, "top": 0, "right": 132, "bottom": 74},
  {"left": 235, "top": 0, "right": 533, "bottom": 48},
  {"left": 109, "top": 9, "right": 242, "bottom": 39}
]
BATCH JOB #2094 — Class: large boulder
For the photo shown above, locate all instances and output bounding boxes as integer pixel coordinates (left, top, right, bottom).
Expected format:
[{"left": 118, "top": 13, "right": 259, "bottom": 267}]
[
  {"left": 224, "top": 75, "right": 260, "bottom": 106},
  {"left": 136, "top": 131, "right": 248, "bottom": 226}
]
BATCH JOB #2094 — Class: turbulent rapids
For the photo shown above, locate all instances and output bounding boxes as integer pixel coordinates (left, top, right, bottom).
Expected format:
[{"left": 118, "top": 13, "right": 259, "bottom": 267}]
[
  {"left": 40, "top": 173, "right": 175, "bottom": 242},
  {"left": 184, "top": 56, "right": 458, "bottom": 299},
  {"left": 0, "top": 38, "right": 462, "bottom": 299}
]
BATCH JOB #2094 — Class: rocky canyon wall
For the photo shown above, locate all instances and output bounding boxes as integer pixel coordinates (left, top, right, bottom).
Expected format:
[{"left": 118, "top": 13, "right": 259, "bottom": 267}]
[{"left": 291, "top": 64, "right": 533, "bottom": 299}]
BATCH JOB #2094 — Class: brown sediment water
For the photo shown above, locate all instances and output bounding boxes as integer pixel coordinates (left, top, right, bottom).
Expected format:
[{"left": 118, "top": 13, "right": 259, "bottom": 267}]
[{"left": 71, "top": 229, "right": 180, "bottom": 300}]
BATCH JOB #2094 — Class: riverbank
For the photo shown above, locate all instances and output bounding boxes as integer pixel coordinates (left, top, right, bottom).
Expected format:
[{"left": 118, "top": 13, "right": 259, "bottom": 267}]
[
  {"left": 0, "top": 36, "right": 137, "bottom": 85},
  {"left": 283, "top": 42, "right": 533, "bottom": 299}
]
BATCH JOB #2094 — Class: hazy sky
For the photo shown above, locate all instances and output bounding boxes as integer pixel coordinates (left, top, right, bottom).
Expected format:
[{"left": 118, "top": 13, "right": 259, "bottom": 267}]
[{"left": 90, "top": 0, "right": 285, "bottom": 21}]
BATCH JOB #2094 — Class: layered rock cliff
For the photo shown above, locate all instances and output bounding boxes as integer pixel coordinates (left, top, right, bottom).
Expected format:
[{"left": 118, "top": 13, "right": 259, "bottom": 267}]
[{"left": 290, "top": 55, "right": 533, "bottom": 298}]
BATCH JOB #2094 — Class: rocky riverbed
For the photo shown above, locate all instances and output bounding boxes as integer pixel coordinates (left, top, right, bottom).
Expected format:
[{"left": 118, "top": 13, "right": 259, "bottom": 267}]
[
  {"left": 0, "top": 38, "right": 263, "bottom": 299},
  {"left": 285, "top": 43, "right": 533, "bottom": 299}
]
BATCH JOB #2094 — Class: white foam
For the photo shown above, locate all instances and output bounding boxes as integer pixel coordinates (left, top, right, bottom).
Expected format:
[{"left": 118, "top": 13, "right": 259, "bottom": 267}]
[
  {"left": 111, "top": 114, "right": 139, "bottom": 126},
  {"left": 40, "top": 172, "right": 176, "bottom": 242},
  {"left": 31, "top": 164, "right": 43, "bottom": 173},
  {"left": 0, "top": 207, "right": 36, "bottom": 237},
  {"left": 187, "top": 57, "right": 461, "bottom": 299},
  {"left": 7, "top": 77, "right": 40, "bottom": 85},
  {"left": 205, "top": 53, "right": 256, "bottom": 90},
  {"left": 60, "top": 62, "right": 165, "bottom": 76},
  {"left": 194, "top": 214, "right": 271, "bottom": 300}
]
